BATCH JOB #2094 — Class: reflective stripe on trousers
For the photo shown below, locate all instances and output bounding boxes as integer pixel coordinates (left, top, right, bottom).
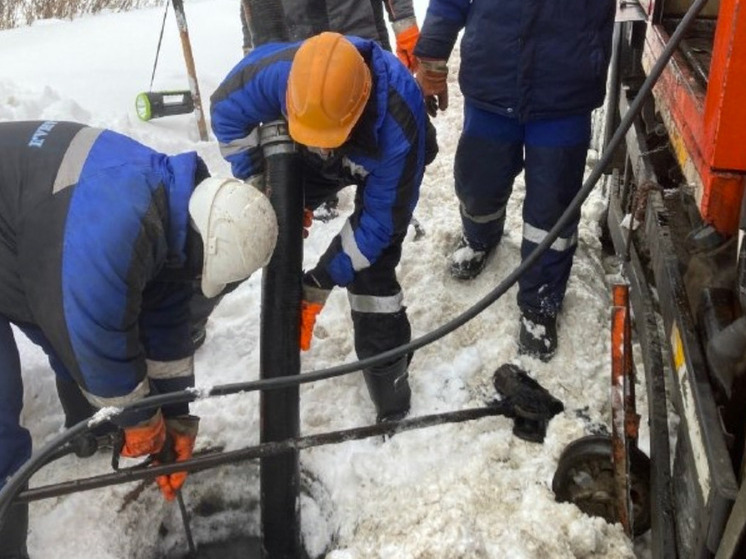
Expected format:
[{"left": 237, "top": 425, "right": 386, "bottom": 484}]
[
  {"left": 347, "top": 234, "right": 411, "bottom": 365},
  {"left": 455, "top": 102, "right": 591, "bottom": 315}
]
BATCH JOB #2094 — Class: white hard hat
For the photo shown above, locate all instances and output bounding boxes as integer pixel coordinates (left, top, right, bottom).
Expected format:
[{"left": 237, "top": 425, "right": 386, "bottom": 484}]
[{"left": 188, "top": 176, "right": 278, "bottom": 298}]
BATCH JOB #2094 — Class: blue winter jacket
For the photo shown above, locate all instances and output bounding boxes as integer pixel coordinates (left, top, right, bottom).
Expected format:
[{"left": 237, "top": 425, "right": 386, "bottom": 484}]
[
  {"left": 210, "top": 36, "right": 426, "bottom": 287},
  {"left": 414, "top": 0, "right": 616, "bottom": 121},
  {"left": 0, "top": 121, "right": 201, "bottom": 424}
]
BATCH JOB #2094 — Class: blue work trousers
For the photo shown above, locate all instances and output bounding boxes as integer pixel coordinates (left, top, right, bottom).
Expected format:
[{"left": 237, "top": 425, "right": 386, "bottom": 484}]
[
  {"left": 454, "top": 102, "right": 592, "bottom": 316},
  {"left": 0, "top": 317, "right": 77, "bottom": 491},
  {"left": 0, "top": 318, "right": 32, "bottom": 492}
]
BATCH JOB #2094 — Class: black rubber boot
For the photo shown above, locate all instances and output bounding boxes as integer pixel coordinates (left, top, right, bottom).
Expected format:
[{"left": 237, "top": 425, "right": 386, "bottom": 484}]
[
  {"left": 363, "top": 356, "right": 411, "bottom": 423},
  {"left": 518, "top": 310, "right": 558, "bottom": 362},
  {"left": 449, "top": 237, "right": 494, "bottom": 280},
  {"left": 0, "top": 502, "right": 29, "bottom": 559}
]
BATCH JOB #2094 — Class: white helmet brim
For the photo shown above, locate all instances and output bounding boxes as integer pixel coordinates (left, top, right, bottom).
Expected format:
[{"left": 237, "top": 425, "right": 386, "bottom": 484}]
[{"left": 189, "top": 177, "right": 278, "bottom": 298}]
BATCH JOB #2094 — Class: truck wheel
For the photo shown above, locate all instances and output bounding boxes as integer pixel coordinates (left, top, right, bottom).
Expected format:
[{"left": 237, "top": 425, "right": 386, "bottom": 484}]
[{"left": 552, "top": 434, "right": 651, "bottom": 537}]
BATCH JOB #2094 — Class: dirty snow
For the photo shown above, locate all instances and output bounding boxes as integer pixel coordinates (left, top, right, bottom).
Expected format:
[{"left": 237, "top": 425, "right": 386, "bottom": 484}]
[{"left": 0, "top": 1, "right": 648, "bottom": 557}]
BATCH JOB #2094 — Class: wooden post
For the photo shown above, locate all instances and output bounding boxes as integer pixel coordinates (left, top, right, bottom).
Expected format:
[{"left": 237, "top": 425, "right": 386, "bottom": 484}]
[{"left": 171, "top": 0, "right": 208, "bottom": 141}]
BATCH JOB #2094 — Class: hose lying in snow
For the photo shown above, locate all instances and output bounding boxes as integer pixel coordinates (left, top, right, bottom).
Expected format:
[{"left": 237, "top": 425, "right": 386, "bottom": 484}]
[
  {"left": 12, "top": 364, "right": 566, "bottom": 504},
  {"left": 0, "top": 0, "right": 712, "bottom": 524},
  {"left": 12, "top": 405, "right": 512, "bottom": 503}
]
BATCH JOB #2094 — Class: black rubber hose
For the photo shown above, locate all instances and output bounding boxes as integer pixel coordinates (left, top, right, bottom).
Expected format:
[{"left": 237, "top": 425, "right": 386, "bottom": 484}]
[{"left": 0, "top": 0, "right": 711, "bottom": 524}]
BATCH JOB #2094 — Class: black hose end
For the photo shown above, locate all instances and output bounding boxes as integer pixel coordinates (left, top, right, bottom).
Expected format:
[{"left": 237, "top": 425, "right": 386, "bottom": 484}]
[{"left": 70, "top": 433, "right": 99, "bottom": 459}]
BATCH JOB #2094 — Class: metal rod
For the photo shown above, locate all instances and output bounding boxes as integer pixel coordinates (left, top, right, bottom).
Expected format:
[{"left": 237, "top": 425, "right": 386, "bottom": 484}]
[
  {"left": 148, "top": 0, "right": 170, "bottom": 92},
  {"left": 611, "top": 284, "right": 632, "bottom": 536},
  {"left": 15, "top": 405, "right": 509, "bottom": 504},
  {"left": 176, "top": 490, "right": 197, "bottom": 556},
  {"left": 170, "top": 0, "right": 208, "bottom": 141}
]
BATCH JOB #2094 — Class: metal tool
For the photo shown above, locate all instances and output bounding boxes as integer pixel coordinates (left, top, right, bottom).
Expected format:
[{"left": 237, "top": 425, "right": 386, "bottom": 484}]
[{"left": 176, "top": 489, "right": 197, "bottom": 557}]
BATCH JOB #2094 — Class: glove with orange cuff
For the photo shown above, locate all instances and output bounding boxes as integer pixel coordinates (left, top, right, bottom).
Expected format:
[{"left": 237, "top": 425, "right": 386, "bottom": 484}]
[
  {"left": 154, "top": 415, "right": 200, "bottom": 501},
  {"left": 392, "top": 17, "right": 420, "bottom": 72},
  {"left": 120, "top": 410, "right": 167, "bottom": 458},
  {"left": 300, "top": 270, "right": 333, "bottom": 351},
  {"left": 415, "top": 58, "right": 449, "bottom": 117}
]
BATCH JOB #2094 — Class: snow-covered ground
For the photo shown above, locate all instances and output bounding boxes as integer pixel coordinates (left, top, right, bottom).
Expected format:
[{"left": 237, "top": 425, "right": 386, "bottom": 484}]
[{"left": 0, "top": 1, "right": 646, "bottom": 557}]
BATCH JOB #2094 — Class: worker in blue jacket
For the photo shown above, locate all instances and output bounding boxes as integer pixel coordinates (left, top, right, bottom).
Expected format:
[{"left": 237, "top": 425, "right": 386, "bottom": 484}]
[
  {"left": 414, "top": 0, "right": 615, "bottom": 361},
  {"left": 0, "top": 121, "right": 278, "bottom": 558},
  {"left": 211, "top": 32, "right": 427, "bottom": 424}
]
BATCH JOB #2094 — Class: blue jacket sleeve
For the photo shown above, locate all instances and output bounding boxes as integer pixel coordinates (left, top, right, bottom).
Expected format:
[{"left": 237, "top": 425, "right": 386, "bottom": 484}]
[
  {"left": 318, "top": 115, "right": 423, "bottom": 287},
  {"left": 61, "top": 145, "right": 196, "bottom": 426},
  {"left": 210, "top": 44, "right": 298, "bottom": 179},
  {"left": 413, "top": 0, "right": 471, "bottom": 60},
  {"left": 139, "top": 279, "right": 195, "bottom": 419},
  {"left": 62, "top": 173, "right": 162, "bottom": 426}
]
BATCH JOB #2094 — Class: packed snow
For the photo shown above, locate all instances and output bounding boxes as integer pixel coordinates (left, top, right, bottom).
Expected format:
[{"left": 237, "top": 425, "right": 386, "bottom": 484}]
[{"left": 0, "top": 1, "right": 648, "bottom": 557}]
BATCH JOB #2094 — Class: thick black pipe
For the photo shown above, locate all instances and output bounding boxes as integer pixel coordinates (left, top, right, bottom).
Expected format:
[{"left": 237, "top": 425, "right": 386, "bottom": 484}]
[
  {"left": 259, "top": 121, "right": 303, "bottom": 559},
  {"left": 14, "top": 405, "right": 509, "bottom": 504},
  {"left": 244, "top": 0, "right": 288, "bottom": 46}
]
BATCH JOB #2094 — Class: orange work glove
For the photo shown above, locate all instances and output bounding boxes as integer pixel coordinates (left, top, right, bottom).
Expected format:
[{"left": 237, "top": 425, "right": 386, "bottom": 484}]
[
  {"left": 120, "top": 411, "right": 167, "bottom": 458},
  {"left": 393, "top": 18, "right": 420, "bottom": 72},
  {"left": 303, "top": 208, "right": 313, "bottom": 239},
  {"left": 154, "top": 415, "right": 200, "bottom": 501},
  {"left": 415, "top": 58, "right": 449, "bottom": 117},
  {"left": 300, "top": 271, "right": 333, "bottom": 351}
]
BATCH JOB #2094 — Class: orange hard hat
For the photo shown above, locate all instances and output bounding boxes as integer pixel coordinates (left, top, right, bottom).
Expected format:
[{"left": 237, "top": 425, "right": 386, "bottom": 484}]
[{"left": 286, "top": 32, "right": 372, "bottom": 148}]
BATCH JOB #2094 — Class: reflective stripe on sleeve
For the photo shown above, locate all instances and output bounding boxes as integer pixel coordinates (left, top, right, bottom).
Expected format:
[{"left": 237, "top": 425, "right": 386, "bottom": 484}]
[
  {"left": 82, "top": 377, "right": 150, "bottom": 409},
  {"left": 218, "top": 128, "right": 259, "bottom": 158},
  {"left": 340, "top": 221, "right": 371, "bottom": 271},
  {"left": 53, "top": 127, "right": 103, "bottom": 193},
  {"left": 146, "top": 356, "right": 194, "bottom": 380}
]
